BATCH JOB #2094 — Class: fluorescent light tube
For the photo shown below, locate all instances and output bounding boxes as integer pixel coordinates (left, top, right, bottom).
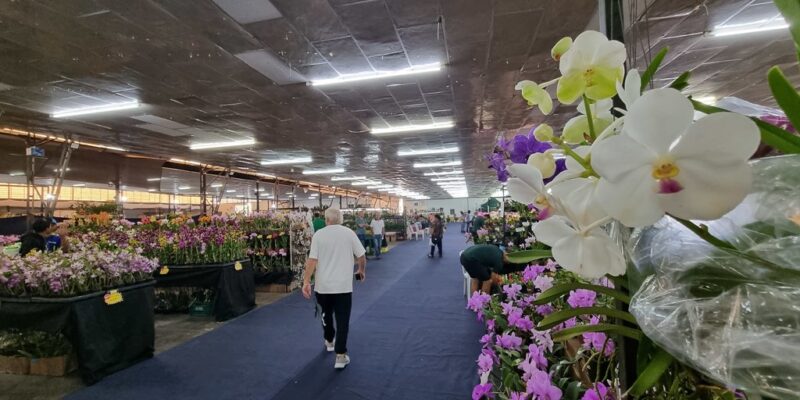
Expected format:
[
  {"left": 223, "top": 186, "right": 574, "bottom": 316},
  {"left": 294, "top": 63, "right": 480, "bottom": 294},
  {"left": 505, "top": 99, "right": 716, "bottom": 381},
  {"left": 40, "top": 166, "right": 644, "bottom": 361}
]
[
  {"left": 302, "top": 168, "right": 345, "bottom": 175},
  {"left": 398, "top": 146, "right": 459, "bottom": 156},
  {"left": 712, "top": 18, "right": 788, "bottom": 37},
  {"left": 190, "top": 138, "right": 255, "bottom": 150},
  {"left": 148, "top": 189, "right": 156, "bottom": 192},
  {"left": 431, "top": 177, "right": 466, "bottom": 182},
  {"left": 331, "top": 176, "right": 366, "bottom": 181},
  {"left": 9, "top": 171, "right": 24, "bottom": 176},
  {"left": 368, "top": 185, "right": 394, "bottom": 189},
  {"left": 52, "top": 101, "right": 139, "bottom": 118},
  {"left": 351, "top": 180, "right": 381, "bottom": 186},
  {"left": 371, "top": 121, "right": 454, "bottom": 135},
  {"left": 310, "top": 62, "right": 441, "bottom": 87},
  {"left": 414, "top": 160, "right": 462, "bottom": 168},
  {"left": 146, "top": 177, "right": 161, "bottom": 182},
  {"left": 225, "top": 189, "right": 236, "bottom": 193},
  {"left": 73, "top": 183, "right": 86, "bottom": 187},
  {"left": 261, "top": 156, "right": 312, "bottom": 166},
  {"left": 210, "top": 183, "right": 224, "bottom": 188},
  {"left": 423, "top": 170, "right": 464, "bottom": 176},
  {"left": 178, "top": 186, "right": 191, "bottom": 190}
]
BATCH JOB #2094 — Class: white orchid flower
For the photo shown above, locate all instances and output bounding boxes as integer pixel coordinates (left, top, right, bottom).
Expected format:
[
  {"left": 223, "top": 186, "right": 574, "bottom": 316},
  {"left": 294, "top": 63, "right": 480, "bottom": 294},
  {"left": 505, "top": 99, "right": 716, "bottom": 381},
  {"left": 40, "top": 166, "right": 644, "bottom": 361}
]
[
  {"left": 556, "top": 30, "right": 626, "bottom": 104},
  {"left": 591, "top": 88, "right": 760, "bottom": 227},
  {"left": 616, "top": 68, "right": 641, "bottom": 109},
  {"left": 533, "top": 182, "right": 624, "bottom": 279},
  {"left": 506, "top": 164, "right": 556, "bottom": 219},
  {"left": 527, "top": 149, "right": 561, "bottom": 179},
  {"left": 562, "top": 99, "right": 614, "bottom": 144},
  {"left": 515, "top": 80, "right": 553, "bottom": 115}
]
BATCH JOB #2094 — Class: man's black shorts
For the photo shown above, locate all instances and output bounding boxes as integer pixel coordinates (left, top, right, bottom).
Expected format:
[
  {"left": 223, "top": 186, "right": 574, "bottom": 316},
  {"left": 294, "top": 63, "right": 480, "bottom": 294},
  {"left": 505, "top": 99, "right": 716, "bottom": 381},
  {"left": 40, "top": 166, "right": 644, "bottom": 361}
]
[{"left": 460, "top": 251, "right": 492, "bottom": 281}]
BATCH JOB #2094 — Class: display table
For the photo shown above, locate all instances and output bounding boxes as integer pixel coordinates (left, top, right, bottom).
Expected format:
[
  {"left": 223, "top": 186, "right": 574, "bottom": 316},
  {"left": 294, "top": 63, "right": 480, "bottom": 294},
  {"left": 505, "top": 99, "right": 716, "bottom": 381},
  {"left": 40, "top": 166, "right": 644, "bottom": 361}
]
[
  {"left": 154, "top": 260, "right": 255, "bottom": 321},
  {"left": 0, "top": 281, "right": 156, "bottom": 384}
]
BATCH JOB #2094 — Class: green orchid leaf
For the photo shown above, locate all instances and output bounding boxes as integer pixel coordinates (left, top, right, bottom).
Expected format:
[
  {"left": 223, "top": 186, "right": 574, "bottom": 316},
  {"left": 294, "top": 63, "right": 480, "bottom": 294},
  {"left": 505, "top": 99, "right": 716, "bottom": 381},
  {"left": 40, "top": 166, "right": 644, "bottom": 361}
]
[
  {"left": 774, "top": 0, "right": 800, "bottom": 62},
  {"left": 628, "top": 348, "right": 675, "bottom": 396},
  {"left": 768, "top": 66, "right": 800, "bottom": 132},
  {"left": 505, "top": 249, "right": 552, "bottom": 264},
  {"left": 551, "top": 323, "right": 643, "bottom": 342},
  {"left": 537, "top": 306, "right": 638, "bottom": 330},
  {"left": 564, "top": 381, "right": 583, "bottom": 400},
  {"left": 640, "top": 47, "right": 668, "bottom": 89},
  {"left": 668, "top": 71, "right": 691, "bottom": 91},
  {"left": 532, "top": 282, "right": 631, "bottom": 305},
  {"left": 692, "top": 100, "right": 800, "bottom": 154},
  {"left": 636, "top": 336, "right": 656, "bottom": 376}
]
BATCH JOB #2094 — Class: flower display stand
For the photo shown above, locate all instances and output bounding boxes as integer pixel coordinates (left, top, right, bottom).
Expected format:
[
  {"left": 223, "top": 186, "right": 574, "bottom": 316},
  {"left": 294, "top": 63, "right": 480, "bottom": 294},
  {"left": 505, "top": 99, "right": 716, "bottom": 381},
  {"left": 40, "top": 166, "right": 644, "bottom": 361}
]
[
  {"left": 0, "top": 281, "right": 156, "bottom": 384},
  {"left": 153, "top": 259, "right": 255, "bottom": 321},
  {"left": 29, "top": 354, "right": 77, "bottom": 376},
  {"left": 0, "top": 355, "right": 29, "bottom": 374}
]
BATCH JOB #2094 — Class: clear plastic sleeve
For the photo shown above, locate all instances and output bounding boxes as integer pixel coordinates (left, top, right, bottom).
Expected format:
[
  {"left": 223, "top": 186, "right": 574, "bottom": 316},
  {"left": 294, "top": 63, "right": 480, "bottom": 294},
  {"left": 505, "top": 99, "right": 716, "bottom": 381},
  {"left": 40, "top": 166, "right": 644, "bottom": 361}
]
[{"left": 629, "top": 155, "right": 800, "bottom": 399}]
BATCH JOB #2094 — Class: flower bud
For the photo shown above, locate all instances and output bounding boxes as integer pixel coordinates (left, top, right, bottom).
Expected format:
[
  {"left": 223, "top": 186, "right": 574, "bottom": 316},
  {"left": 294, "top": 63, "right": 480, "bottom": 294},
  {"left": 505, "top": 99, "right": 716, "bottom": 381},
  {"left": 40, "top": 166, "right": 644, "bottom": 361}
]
[
  {"left": 533, "top": 124, "right": 554, "bottom": 142},
  {"left": 527, "top": 152, "right": 557, "bottom": 179},
  {"left": 551, "top": 37, "right": 573, "bottom": 61}
]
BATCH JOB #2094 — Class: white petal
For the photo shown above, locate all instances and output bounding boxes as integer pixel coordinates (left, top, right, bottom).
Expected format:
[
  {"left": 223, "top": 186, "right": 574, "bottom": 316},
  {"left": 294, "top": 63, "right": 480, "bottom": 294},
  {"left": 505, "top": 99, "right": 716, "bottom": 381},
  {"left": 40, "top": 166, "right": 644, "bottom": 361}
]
[
  {"left": 565, "top": 145, "right": 591, "bottom": 173},
  {"left": 593, "top": 39, "right": 626, "bottom": 68},
  {"left": 559, "top": 31, "right": 606, "bottom": 74},
  {"left": 594, "top": 99, "right": 614, "bottom": 114},
  {"left": 595, "top": 169, "right": 664, "bottom": 227},
  {"left": 533, "top": 216, "right": 575, "bottom": 246},
  {"left": 660, "top": 158, "right": 752, "bottom": 221},
  {"left": 508, "top": 164, "right": 545, "bottom": 193},
  {"left": 550, "top": 231, "right": 624, "bottom": 279},
  {"left": 551, "top": 177, "right": 606, "bottom": 227},
  {"left": 625, "top": 69, "right": 641, "bottom": 97},
  {"left": 671, "top": 112, "right": 760, "bottom": 162},
  {"left": 591, "top": 134, "right": 655, "bottom": 182},
  {"left": 507, "top": 178, "right": 538, "bottom": 205},
  {"left": 624, "top": 88, "right": 694, "bottom": 154}
]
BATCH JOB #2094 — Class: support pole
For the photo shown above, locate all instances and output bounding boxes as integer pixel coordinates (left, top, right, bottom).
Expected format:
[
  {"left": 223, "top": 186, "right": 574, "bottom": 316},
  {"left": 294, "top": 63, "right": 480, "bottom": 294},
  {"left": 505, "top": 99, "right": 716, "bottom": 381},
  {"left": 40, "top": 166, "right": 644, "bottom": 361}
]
[
  {"left": 200, "top": 169, "right": 208, "bottom": 216},
  {"left": 318, "top": 184, "right": 323, "bottom": 209},
  {"left": 255, "top": 181, "right": 260, "bottom": 213}
]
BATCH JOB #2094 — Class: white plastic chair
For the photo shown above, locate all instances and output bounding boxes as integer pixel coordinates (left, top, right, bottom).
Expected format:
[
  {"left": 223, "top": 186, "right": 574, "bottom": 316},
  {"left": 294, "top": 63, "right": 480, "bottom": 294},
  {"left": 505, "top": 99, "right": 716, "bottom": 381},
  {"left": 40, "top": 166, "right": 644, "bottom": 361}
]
[{"left": 408, "top": 223, "right": 423, "bottom": 240}]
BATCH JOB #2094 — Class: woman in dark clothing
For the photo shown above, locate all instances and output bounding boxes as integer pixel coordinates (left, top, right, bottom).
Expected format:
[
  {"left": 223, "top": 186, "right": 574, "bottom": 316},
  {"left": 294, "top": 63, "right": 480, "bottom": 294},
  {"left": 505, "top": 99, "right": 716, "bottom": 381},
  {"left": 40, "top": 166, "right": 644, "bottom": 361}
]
[
  {"left": 19, "top": 218, "right": 54, "bottom": 256},
  {"left": 428, "top": 214, "right": 444, "bottom": 258}
]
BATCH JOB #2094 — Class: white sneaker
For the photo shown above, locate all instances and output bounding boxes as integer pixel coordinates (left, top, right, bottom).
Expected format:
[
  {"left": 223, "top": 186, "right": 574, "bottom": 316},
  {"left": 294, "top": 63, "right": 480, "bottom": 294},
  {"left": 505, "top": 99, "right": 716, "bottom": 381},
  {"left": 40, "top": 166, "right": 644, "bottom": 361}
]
[
  {"left": 324, "top": 340, "right": 334, "bottom": 352},
  {"left": 334, "top": 354, "right": 350, "bottom": 369}
]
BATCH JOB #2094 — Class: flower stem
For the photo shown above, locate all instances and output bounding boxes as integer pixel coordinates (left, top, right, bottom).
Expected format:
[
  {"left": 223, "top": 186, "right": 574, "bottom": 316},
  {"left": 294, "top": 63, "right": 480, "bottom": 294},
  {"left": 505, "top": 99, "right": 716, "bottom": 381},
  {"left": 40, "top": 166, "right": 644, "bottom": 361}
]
[
  {"left": 670, "top": 215, "right": 800, "bottom": 277},
  {"left": 539, "top": 77, "right": 560, "bottom": 89},
  {"left": 582, "top": 95, "right": 597, "bottom": 141},
  {"left": 559, "top": 144, "right": 595, "bottom": 175}
]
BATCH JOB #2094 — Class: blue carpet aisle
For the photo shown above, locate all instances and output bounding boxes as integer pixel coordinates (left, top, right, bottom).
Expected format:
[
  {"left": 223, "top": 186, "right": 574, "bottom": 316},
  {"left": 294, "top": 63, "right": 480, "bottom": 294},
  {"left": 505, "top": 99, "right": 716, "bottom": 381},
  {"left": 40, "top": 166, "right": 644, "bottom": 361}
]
[{"left": 67, "top": 223, "right": 483, "bottom": 400}]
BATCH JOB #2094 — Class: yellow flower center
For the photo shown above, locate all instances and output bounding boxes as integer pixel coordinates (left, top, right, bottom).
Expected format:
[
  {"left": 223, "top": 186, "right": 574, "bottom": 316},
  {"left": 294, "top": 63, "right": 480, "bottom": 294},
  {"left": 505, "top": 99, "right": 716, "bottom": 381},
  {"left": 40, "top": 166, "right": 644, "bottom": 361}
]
[
  {"left": 652, "top": 161, "right": 679, "bottom": 180},
  {"left": 534, "top": 194, "right": 549, "bottom": 209},
  {"left": 583, "top": 68, "right": 594, "bottom": 85}
]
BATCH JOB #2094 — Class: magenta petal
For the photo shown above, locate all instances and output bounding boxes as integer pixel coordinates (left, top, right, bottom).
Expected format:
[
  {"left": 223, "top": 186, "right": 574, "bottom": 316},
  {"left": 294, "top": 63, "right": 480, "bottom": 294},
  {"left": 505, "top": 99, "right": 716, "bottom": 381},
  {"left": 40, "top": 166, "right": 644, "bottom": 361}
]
[{"left": 658, "top": 178, "right": 684, "bottom": 194}]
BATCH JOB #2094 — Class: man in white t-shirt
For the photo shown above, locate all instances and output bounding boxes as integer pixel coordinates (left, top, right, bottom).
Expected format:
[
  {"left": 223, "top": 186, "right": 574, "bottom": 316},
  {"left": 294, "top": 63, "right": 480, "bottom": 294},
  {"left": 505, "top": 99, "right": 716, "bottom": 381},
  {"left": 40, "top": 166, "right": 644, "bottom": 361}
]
[
  {"left": 302, "top": 207, "right": 366, "bottom": 369},
  {"left": 369, "top": 212, "right": 385, "bottom": 259}
]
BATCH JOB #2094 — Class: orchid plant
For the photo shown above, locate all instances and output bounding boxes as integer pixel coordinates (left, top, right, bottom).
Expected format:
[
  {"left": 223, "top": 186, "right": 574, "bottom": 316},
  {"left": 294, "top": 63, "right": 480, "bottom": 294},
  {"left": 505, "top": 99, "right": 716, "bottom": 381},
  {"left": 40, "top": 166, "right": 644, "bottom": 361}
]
[{"left": 486, "top": 2, "right": 800, "bottom": 397}]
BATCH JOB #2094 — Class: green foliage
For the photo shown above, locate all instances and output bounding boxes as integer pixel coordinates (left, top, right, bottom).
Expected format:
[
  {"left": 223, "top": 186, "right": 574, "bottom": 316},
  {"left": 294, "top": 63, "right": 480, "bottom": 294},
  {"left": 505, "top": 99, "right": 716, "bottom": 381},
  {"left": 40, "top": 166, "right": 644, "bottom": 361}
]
[
  {"left": 537, "top": 306, "right": 638, "bottom": 330},
  {"left": 640, "top": 47, "right": 669, "bottom": 89},
  {"left": 629, "top": 348, "right": 675, "bottom": 396},
  {"left": 692, "top": 100, "right": 800, "bottom": 154},
  {"left": 71, "top": 201, "right": 120, "bottom": 215},
  {"left": 0, "top": 329, "right": 72, "bottom": 358},
  {"left": 774, "top": 0, "right": 800, "bottom": 62},
  {"left": 505, "top": 249, "right": 552, "bottom": 264},
  {"left": 668, "top": 71, "right": 691, "bottom": 91},
  {"left": 768, "top": 66, "right": 800, "bottom": 132},
  {"left": 533, "top": 282, "right": 631, "bottom": 305},
  {"left": 551, "top": 323, "right": 643, "bottom": 342}
]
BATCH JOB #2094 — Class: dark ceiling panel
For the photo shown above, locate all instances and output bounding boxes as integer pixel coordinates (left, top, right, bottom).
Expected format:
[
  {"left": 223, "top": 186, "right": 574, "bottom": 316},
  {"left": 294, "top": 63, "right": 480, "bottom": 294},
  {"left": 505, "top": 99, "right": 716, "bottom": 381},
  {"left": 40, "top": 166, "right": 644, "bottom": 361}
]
[
  {"left": 313, "top": 37, "right": 372, "bottom": 74},
  {"left": 333, "top": 1, "right": 403, "bottom": 57},
  {"left": 245, "top": 18, "right": 325, "bottom": 66},
  {"left": 270, "top": 0, "right": 349, "bottom": 42},
  {"left": 397, "top": 23, "right": 447, "bottom": 66}
]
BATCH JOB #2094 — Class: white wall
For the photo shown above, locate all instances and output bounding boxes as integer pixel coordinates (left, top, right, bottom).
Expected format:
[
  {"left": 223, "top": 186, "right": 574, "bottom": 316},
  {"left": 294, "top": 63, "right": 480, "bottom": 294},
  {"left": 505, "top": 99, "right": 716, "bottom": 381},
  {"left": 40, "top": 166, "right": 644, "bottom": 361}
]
[{"left": 407, "top": 197, "right": 489, "bottom": 216}]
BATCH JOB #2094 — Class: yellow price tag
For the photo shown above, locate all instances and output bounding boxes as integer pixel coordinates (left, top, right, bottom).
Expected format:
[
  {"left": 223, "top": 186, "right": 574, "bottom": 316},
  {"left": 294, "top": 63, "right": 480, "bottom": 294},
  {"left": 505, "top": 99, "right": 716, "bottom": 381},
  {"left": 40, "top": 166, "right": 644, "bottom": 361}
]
[
  {"left": 159, "top": 266, "right": 170, "bottom": 275},
  {"left": 234, "top": 261, "right": 243, "bottom": 271},
  {"left": 104, "top": 290, "right": 124, "bottom": 305}
]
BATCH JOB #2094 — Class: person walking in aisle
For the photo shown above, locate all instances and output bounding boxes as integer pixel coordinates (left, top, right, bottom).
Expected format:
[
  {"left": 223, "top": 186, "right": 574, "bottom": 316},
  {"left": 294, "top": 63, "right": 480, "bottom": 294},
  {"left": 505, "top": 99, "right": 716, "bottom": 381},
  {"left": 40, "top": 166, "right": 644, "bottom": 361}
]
[
  {"left": 369, "top": 212, "right": 385, "bottom": 259},
  {"left": 302, "top": 207, "right": 367, "bottom": 370},
  {"left": 354, "top": 210, "right": 368, "bottom": 248},
  {"left": 428, "top": 214, "right": 444, "bottom": 258},
  {"left": 465, "top": 210, "right": 473, "bottom": 233},
  {"left": 460, "top": 211, "right": 466, "bottom": 233},
  {"left": 312, "top": 212, "right": 326, "bottom": 232}
]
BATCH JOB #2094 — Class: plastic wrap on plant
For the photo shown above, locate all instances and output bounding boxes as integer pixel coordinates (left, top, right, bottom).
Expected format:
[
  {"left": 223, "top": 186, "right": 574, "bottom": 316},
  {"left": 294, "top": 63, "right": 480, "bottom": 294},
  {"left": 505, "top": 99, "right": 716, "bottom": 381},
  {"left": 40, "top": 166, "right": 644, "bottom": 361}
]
[{"left": 629, "top": 155, "right": 800, "bottom": 399}]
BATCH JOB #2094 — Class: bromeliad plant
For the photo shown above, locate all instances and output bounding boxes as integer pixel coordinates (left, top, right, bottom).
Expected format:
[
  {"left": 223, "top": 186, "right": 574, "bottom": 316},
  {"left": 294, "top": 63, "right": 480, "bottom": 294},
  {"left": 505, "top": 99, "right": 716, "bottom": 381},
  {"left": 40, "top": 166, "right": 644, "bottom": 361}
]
[{"left": 491, "top": 2, "right": 800, "bottom": 398}]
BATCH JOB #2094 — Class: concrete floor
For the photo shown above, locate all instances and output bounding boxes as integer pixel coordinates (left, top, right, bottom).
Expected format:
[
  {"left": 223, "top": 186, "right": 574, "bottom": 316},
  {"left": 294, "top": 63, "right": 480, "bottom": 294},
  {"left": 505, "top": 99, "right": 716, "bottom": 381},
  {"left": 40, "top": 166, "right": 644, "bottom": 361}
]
[{"left": 0, "top": 291, "right": 290, "bottom": 400}]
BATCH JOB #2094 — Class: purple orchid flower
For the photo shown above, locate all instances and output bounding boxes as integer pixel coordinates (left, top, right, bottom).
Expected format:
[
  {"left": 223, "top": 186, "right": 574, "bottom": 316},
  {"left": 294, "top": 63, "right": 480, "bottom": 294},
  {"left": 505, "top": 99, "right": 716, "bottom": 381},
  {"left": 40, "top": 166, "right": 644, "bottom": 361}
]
[
  {"left": 510, "top": 128, "right": 551, "bottom": 164},
  {"left": 472, "top": 383, "right": 494, "bottom": 400}
]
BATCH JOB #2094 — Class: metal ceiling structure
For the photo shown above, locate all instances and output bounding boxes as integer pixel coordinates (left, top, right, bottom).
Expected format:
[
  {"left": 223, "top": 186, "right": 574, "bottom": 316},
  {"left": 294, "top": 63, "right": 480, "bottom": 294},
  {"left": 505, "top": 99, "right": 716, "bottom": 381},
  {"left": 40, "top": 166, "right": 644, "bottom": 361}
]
[{"left": 0, "top": 0, "right": 794, "bottom": 200}]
